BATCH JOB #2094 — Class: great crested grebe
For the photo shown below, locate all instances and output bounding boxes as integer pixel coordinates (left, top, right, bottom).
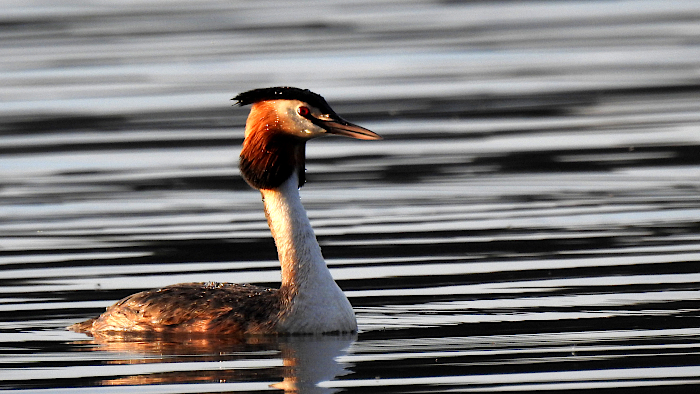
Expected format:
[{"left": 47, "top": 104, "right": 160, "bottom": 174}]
[{"left": 70, "top": 87, "right": 380, "bottom": 336}]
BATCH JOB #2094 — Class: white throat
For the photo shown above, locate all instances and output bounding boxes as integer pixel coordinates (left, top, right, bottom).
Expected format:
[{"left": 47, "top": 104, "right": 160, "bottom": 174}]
[{"left": 260, "top": 173, "right": 357, "bottom": 333}]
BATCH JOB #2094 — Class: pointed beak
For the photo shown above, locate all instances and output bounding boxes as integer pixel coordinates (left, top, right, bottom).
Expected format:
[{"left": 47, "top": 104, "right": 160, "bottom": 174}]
[{"left": 320, "top": 116, "right": 382, "bottom": 140}]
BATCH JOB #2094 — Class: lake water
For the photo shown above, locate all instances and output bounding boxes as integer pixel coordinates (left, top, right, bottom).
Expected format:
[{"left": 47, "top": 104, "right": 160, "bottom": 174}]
[{"left": 2, "top": 0, "right": 700, "bottom": 392}]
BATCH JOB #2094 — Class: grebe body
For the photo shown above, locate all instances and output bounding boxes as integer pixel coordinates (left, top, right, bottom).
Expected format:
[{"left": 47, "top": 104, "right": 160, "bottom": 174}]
[{"left": 70, "top": 87, "right": 380, "bottom": 335}]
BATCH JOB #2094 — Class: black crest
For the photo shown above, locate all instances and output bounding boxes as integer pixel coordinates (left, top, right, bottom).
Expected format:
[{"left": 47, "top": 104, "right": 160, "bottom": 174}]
[{"left": 232, "top": 86, "right": 335, "bottom": 114}]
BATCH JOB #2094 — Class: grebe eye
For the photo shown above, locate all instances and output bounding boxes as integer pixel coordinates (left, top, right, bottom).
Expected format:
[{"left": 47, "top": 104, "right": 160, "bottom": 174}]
[{"left": 297, "top": 106, "right": 310, "bottom": 116}]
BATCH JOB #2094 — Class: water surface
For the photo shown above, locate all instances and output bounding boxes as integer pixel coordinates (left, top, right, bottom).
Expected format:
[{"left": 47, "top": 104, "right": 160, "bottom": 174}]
[{"left": 2, "top": 0, "right": 700, "bottom": 392}]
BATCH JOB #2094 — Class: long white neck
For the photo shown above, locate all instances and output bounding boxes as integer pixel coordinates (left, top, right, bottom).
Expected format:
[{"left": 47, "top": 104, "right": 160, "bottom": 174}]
[{"left": 260, "top": 172, "right": 356, "bottom": 333}]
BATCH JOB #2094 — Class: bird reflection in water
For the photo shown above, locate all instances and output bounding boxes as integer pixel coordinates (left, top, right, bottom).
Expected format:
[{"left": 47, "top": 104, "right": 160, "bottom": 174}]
[{"left": 73, "top": 332, "right": 356, "bottom": 393}]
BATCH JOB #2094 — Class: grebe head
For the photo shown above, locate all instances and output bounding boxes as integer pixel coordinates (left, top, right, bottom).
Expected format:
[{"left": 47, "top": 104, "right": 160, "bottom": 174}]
[{"left": 234, "top": 87, "right": 381, "bottom": 190}]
